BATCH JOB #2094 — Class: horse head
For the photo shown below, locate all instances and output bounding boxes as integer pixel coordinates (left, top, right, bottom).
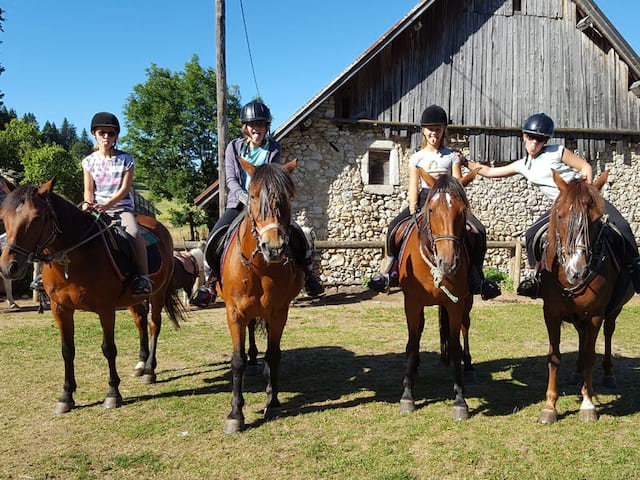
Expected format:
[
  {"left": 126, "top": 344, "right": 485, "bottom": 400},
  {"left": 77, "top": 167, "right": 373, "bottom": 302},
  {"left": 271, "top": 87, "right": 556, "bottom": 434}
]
[
  {"left": 0, "top": 179, "right": 59, "bottom": 280},
  {"left": 417, "top": 169, "right": 477, "bottom": 276},
  {"left": 238, "top": 156, "right": 297, "bottom": 264},
  {"left": 548, "top": 169, "right": 608, "bottom": 286}
]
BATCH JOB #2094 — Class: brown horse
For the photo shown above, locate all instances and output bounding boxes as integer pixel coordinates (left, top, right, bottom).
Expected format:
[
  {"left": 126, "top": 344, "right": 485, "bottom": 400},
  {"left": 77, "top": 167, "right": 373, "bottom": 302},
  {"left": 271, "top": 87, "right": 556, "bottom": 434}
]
[
  {"left": 219, "top": 157, "right": 304, "bottom": 434},
  {"left": 0, "top": 179, "right": 184, "bottom": 414},
  {"left": 538, "top": 170, "right": 634, "bottom": 423},
  {"left": 398, "top": 170, "right": 479, "bottom": 420}
]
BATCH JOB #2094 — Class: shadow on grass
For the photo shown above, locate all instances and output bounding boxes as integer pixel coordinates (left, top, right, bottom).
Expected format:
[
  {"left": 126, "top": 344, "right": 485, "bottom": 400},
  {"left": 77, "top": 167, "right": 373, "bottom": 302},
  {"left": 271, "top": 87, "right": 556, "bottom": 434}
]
[{"left": 110, "top": 343, "right": 640, "bottom": 429}]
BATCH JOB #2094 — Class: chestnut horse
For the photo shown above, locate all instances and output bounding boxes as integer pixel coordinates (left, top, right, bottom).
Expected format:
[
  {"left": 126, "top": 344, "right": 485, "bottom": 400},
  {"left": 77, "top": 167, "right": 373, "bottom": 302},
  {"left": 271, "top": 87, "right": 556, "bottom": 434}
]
[
  {"left": 219, "top": 157, "right": 304, "bottom": 434},
  {"left": 538, "top": 170, "right": 634, "bottom": 423},
  {"left": 399, "top": 170, "right": 479, "bottom": 420},
  {"left": 0, "top": 179, "right": 184, "bottom": 414}
]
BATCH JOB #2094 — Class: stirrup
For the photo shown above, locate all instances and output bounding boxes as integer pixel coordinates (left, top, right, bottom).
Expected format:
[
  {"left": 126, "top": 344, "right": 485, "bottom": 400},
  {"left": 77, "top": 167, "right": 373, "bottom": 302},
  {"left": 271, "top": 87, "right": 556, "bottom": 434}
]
[
  {"left": 517, "top": 277, "right": 539, "bottom": 299},
  {"left": 480, "top": 280, "right": 501, "bottom": 300}
]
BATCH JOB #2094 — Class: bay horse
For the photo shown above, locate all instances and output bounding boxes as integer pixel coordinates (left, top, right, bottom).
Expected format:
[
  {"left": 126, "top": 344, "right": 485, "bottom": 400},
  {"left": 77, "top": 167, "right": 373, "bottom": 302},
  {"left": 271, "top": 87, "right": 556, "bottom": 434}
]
[
  {"left": 538, "top": 170, "right": 634, "bottom": 423},
  {"left": 399, "top": 169, "right": 479, "bottom": 420},
  {"left": 0, "top": 178, "right": 184, "bottom": 414},
  {"left": 219, "top": 157, "right": 304, "bottom": 434}
]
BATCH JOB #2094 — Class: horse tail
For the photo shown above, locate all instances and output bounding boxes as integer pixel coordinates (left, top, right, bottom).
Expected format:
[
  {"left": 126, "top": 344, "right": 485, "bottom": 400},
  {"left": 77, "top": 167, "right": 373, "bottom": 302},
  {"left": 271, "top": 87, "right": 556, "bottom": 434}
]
[
  {"left": 163, "top": 285, "right": 187, "bottom": 329},
  {"left": 439, "top": 306, "right": 450, "bottom": 366}
]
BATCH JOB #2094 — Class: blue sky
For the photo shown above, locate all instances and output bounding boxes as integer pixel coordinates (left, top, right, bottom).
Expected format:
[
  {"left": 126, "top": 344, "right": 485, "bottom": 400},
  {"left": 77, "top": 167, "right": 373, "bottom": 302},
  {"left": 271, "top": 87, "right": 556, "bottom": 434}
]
[{"left": 0, "top": 0, "right": 638, "bottom": 137}]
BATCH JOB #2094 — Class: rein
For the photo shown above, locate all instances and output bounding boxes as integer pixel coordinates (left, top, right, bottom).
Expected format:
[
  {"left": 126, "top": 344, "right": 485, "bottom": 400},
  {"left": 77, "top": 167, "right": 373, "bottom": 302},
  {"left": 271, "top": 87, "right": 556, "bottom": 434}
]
[
  {"left": 3, "top": 196, "right": 116, "bottom": 279},
  {"left": 415, "top": 203, "right": 463, "bottom": 304},
  {"left": 552, "top": 209, "right": 608, "bottom": 297},
  {"left": 236, "top": 209, "right": 291, "bottom": 268}
]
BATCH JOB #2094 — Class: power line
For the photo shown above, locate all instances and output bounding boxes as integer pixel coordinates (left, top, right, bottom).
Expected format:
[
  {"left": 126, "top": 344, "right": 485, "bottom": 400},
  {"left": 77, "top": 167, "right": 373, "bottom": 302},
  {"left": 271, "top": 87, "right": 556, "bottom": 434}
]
[{"left": 239, "top": 0, "right": 261, "bottom": 99}]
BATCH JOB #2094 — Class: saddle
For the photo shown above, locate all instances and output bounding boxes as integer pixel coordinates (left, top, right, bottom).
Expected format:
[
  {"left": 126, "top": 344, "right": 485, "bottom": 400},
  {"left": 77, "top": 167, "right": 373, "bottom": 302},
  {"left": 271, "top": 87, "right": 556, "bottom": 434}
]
[
  {"left": 175, "top": 251, "right": 199, "bottom": 276},
  {"left": 96, "top": 214, "right": 161, "bottom": 282},
  {"left": 204, "top": 214, "right": 308, "bottom": 282}
]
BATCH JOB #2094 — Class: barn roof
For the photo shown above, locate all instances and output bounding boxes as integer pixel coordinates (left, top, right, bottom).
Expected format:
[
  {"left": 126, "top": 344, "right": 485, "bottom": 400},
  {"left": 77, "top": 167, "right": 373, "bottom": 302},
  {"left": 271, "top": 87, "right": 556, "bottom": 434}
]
[{"left": 273, "top": 0, "right": 640, "bottom": 141}]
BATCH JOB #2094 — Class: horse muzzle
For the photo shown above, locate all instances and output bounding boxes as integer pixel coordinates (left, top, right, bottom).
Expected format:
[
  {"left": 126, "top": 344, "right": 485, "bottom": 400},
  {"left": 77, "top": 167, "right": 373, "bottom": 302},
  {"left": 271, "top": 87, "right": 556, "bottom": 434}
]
[{"left": 257, "top": 223, "right": 289, "bottom": 264}]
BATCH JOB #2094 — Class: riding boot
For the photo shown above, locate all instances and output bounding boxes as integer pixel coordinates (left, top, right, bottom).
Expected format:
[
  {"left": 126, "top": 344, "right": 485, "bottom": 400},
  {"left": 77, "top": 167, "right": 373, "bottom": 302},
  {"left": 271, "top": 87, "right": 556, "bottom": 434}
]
[
  {"left": 304, "top": 267, "right": 325, "bottom": 297},
  {"left": 190, "top": 276, "right": 216, "bottom": 307},
  {"left": 627, "top": 258, "right": 640, "bottom": 294},
  {"left": 469, "top": 265, "right": 501, "bottom": 300},
  {"left": 368, "top": 256, "right": 399, "bottom": 293},
  {"left": 517, "top": 272, "right": 541, "bottom": 299}
]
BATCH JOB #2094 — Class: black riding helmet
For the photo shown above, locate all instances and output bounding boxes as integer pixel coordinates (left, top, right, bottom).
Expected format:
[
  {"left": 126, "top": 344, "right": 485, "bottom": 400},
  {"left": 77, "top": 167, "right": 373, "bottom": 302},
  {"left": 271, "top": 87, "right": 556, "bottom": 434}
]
[
  {"left": 420, "top": 104, "right": 448, "bottom": 126},
  {"left": 522, "top": 113, "right": 554, "bottom": 138},
  {"left": 91, "top": 112, "right": 120, "bottom": 134},
  {"left": 241, "top": 100, "right": 272, "bottom": 124}
]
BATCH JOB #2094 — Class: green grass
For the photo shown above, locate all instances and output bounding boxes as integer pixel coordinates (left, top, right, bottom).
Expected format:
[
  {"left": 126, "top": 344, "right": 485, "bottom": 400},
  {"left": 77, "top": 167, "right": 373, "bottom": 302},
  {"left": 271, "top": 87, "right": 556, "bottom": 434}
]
[{"left": 1, "top": 299, "right": 639, "bottom": 479}]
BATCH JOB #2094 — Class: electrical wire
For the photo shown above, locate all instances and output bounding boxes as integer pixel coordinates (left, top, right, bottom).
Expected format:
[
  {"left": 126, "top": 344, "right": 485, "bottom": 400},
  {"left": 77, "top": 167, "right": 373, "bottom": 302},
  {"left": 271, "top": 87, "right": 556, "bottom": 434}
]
[{"left": 239, "top": 0, "right": 261, "bottom": 98}]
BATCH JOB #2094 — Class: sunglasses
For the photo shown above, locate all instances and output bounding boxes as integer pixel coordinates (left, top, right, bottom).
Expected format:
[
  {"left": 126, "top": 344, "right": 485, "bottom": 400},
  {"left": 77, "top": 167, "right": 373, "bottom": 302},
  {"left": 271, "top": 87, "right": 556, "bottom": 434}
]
[
  {"left": 525, "top": 133, "right": 548, "bottom": 143},
  {"left": 96, "top": 130, "right": 117, "bottom": 138}
]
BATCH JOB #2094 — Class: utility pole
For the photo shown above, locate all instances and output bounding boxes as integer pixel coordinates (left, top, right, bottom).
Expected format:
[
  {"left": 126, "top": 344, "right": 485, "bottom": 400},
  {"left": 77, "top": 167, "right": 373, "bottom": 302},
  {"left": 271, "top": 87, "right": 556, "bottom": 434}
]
[{"left": 216, "top": 0, "right": 228, "bottom": 216}]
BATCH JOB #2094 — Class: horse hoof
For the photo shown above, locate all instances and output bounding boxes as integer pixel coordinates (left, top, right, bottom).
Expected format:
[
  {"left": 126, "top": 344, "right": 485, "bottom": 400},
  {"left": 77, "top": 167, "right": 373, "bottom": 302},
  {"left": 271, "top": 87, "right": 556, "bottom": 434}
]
[
  {"left": 54, "top": 401, "right": 74, "bottom": 415},
  {"left": 223, "top": 418, "right": 245, "bottom": 434},
  {"left": 539, "top": 409, "right": 557, "bottom": 424},
  {"left": 453, "top": 406, "right": 469, "bottom": 421},
  {"left": 142, "top": 373, "right": 157, "bottom": 384},
  {"left": 579, "top": 409, "right": 598, "bottom": 422},
  {"left": 264, "top": 406, "right": 282, "bottom": 420},
  {"left": 399, "top": 399, "right": 416, "bottom": 414},
  {"left": 132, "top": 361, "right": 146, "bottom": 377},
  {"left": 103, "top": 396, "right": 122, "bottom": 410}
]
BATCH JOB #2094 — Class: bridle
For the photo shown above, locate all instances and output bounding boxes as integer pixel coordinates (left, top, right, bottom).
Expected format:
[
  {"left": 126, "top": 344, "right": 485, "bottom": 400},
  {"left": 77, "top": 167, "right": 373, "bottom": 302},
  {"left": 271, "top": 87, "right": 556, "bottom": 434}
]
[
  {"left": 2, "top": 193, "right": 114, "bottom": 277},
  {"left": 416, "top": 188, "right": 466, "bottom": 303}
]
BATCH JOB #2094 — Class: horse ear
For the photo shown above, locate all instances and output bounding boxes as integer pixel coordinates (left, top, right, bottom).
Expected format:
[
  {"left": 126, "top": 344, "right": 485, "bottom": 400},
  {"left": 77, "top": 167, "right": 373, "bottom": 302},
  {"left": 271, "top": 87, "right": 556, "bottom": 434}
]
[
  {"left": 283, "top": 158, "right": 297, "bottom": 173},
  {"left": 551, "top": 169, "right": 568, "bottom": 193},
  {"left": 593, "top": 170, "right": 609, "bottom": 191},
  {"left": 460, "top": 168, "right": 480, "bottom": 187},
  {"left": 238, "top": 156, "right": 256, "bottom": 177},
  {"left": 418, "top": 169, "right": 437, "bottom": 189},
  {"left": 38, "top": 177, "right": 56, "bottom": 195},
  {"left": 0, "top": 176, "right": 16, "bottom": 194}
]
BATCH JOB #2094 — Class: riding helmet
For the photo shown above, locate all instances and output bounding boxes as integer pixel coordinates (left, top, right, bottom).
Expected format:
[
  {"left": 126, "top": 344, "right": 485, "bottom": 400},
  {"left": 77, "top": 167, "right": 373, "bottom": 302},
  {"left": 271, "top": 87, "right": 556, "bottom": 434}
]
[
  {"left": 240, "top": 100, "right": 272, "bottom": 124},
  {"left": 522, "top": 113, "right": 554, "bottom": 138},
  {"left": 91, "top": 112, "right": 120, "bottom": 134},
  {"left": 420, "top": 104, "right": 448, "bottom": 126}
]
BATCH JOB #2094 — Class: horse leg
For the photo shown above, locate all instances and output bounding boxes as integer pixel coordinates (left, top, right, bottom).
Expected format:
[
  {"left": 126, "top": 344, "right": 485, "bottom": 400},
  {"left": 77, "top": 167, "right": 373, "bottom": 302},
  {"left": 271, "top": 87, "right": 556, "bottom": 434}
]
[
  {"left": 460, "top": 310, "right": 475, "bottom": 383},
  {"left": 579, "top": 318, "right": 603, "bottom": 422},
  {"left": 540, "top": 313, "right": 561, "bottom": 424},
  {"left": 52, "top": 303, "right": 77, "bottom": 414},
  {"left": 245, "top": 318, "right": 261, "bottom": 376},
  {"left": 99, "top": 310, "right": 122, "bottom": 410},
  {"left": 129, "top": 303, "right": 149, "bottom": 378},
  {"left": 602, "top": 312, "right": 618, "bottom": 389},
  {"left": 573, "top": 327, "right": 585, "bottom": 387},
  {"left": 140, "top": 293, "right": 165, "bottom": 384},
  {"left": 263, "top": 315, "right": 286, "bottom": 420},
  {"left": 224, "top": 318, "right": 248, "bottom": 434},
  {"left": 447, "top": 310, "right": 469, "bottom": 421},
  {"left": 400, "top": 300, "right": 424, "bottom": 414}
]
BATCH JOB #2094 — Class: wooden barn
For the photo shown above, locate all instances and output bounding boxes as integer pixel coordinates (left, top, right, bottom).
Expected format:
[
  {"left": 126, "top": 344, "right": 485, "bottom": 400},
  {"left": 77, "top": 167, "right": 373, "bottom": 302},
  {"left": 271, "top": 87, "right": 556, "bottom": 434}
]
[{"left": 251, "top": 0, "right": 640, "bottom": 287}]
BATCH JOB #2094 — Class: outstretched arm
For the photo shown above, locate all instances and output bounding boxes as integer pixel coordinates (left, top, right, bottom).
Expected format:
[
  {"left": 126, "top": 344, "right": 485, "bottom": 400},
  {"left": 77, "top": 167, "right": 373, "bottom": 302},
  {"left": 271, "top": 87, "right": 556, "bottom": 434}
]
[{"left": 466, "top": 160, "right": 518, "bottom": 178}]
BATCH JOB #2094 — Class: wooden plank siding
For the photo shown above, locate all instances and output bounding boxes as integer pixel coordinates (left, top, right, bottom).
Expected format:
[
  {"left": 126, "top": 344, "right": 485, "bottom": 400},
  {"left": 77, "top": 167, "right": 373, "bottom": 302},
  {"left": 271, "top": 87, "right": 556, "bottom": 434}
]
[{"left": 333, "top": 0, "right": 640, "bottom": 164}]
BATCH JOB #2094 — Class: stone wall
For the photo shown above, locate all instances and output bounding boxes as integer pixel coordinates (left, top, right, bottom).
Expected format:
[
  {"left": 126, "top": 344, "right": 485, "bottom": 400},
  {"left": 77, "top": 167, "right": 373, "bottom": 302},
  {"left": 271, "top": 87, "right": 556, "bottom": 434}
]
[{"left": 280, "top": 101, "right": 640, "bottom": 287}]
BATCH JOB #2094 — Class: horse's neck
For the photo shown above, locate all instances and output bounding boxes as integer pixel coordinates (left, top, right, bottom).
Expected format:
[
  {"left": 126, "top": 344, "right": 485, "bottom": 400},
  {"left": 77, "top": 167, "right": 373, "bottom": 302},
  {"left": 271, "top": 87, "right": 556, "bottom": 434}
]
[{"left": 49, "top": 196, "right": 96, "bottom": 248}]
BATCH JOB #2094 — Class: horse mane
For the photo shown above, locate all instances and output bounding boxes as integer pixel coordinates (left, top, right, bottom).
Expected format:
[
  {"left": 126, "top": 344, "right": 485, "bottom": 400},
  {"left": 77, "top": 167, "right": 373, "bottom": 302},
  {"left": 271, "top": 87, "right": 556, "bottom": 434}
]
[
  {"left": 252, "top": 162, "right": 296, "bottom": 218},
  {"left": 425, "top": 174, "right": 470, "bottom": 210}
]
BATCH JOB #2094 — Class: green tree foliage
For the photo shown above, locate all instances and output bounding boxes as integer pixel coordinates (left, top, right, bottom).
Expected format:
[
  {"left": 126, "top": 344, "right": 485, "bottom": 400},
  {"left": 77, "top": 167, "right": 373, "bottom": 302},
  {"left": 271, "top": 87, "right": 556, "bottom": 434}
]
[
  {"left": 0, "top": 118, "right": 41, "bottom": 172},
  {"left": 123, "top": 55, "right": 242, "bottom": 203},
  {"left": 22, "top": 144, "right": 82, "bottom": 202}
]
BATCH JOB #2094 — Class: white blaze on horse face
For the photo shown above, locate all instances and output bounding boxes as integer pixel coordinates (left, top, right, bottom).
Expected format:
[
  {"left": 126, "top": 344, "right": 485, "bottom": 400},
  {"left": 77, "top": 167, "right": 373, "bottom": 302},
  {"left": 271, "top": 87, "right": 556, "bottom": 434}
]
[
  {"left": 565, "top": 229, "right": 588, "bottom": 284},
  {"left": 430, "top": 191, "right": 453, "bottom": 208}
]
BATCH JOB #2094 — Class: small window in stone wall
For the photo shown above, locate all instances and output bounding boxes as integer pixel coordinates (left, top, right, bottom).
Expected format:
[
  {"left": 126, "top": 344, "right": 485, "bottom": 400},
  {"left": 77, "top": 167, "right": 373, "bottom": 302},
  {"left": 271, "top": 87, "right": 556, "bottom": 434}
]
[
  {"left": 361, "top": 140, "right": 399, "bottom": 195},
  {"left": 368, "top": 150, "right": 389, "bottom": 184}
]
